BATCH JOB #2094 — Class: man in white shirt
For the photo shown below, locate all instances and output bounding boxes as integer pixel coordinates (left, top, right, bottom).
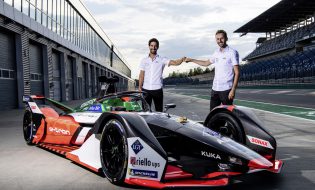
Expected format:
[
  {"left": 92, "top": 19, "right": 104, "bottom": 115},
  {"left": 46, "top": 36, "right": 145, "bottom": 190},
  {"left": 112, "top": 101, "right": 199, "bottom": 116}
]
[
  {"left": 185, "top": 30, "right": 240, "bottom": 110},
  {"left": 138, "top": 38, "right": 185, "bottom": 112}
]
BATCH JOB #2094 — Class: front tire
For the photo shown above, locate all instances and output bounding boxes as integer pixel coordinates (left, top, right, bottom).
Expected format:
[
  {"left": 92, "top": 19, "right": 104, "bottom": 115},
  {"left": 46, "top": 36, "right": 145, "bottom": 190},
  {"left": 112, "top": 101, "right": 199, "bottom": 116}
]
[
  {"left": 23, "top": 108, "right": 35, "bottom": 145},
  {"left": 206, "top": 112, "right": 245, "bottom": 144},
  {"left": 100, "top": 119, "right": 128, "bottom": 185}
]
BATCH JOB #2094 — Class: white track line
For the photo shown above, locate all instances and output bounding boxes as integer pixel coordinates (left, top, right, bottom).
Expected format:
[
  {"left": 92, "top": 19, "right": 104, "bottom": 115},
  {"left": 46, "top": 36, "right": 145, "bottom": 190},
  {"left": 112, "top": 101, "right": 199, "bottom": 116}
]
[{"left": 166, "top": 91, "right": 315, "bottom": 123}]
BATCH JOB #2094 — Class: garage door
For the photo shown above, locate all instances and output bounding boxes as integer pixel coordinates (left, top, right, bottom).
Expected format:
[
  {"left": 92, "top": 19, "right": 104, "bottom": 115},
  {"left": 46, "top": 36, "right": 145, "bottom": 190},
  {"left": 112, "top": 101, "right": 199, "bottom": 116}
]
[
  {"left": 82, "top": 62, "right": 87, "bottom": 99},
  {"left": 29, "top": 42, "right": 44, "bottom": 96},
  {"left": 0, "top": 31, "right": 17, "bottom": 109},
  {"left": 66, "top": 56, "right": 74, "bottom": 101},
  {"left": 90, "top": 65, "right": 95, "bottom": 96},
  {"left": 52, "top": 51, "right": 61, "bottom": 101}
]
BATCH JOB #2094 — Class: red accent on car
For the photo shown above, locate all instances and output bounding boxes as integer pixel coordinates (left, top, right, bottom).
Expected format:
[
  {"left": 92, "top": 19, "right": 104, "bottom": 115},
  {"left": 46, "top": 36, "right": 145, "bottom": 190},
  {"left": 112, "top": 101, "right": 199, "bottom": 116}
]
[
  {"left": 121, "top": 97, "right": 131, "bottom": 102},
  {"left": 248, "top": 158, "right": 273, "bottom": 169},
  {"left": 201, "top": 171, "right": 241, "bottom": 179},
  {"left": 164, "top": 165, "right": 193, "bottom": 180},
  {"left": 43, "top": 116, "right": 80, "bottom": 144},
  {"left": 263, "top": 154, "right": 274, "bottom": 160},
  {"left": 125, "top": 178, "right": 229, "bottom": 189},
  {"left": 32, "top": 118, "right": 46, "bottom": 144},
  {"left": 267, "top": 159, "right": 284, "bottom": 173},
  {"left": 31, "top": 95, "right": 45, "bottom": 99},
  {"left": 40, "top": 107, "right": 59, "bottom": 118},
  {"left": 227, "top": 105, "right": 235, "bottom": 112},
  {"left": 217, "top": 105, "right": 235, "bottom": 112}
]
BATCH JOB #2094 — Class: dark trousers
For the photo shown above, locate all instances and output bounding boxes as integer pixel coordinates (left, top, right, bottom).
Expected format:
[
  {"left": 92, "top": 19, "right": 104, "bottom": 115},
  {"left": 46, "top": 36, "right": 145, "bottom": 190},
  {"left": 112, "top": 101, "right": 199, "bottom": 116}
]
[
  {"left": 143, "top": 88, "right": 163, "bottom": 112},
  {"left": 210, "top": 89, "right": 233, "bottom": 111}
]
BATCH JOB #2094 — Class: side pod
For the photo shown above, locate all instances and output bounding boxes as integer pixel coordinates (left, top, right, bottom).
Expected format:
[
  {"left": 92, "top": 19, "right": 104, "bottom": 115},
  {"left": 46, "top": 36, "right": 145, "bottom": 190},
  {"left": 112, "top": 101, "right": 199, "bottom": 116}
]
[{"left": 93, "top": 112, "right": 167, "bottom": 160}]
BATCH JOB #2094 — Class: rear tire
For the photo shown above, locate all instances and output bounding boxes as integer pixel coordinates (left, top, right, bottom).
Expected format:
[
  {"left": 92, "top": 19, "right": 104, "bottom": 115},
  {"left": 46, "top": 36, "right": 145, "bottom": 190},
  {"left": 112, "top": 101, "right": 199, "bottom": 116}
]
[
  {"left": 100, "top": 119, "right": 128, "bottom": 185},
  {"left": 206, "top": 112, "right": 245, "bottom": 144},
  {"left": 23, "top": 108, "right": 35, "bottom": 145}
]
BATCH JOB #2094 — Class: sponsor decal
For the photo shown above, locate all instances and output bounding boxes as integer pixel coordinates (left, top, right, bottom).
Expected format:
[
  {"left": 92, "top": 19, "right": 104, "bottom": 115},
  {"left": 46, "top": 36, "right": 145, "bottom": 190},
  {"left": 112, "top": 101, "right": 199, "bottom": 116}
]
[
  {"left": 74, "top": 113, "right": 99, "bottom": 118},
  {"left": 247, "top": 135, "right": 274, "bottom": 149},
  {"left": 203, "top": 127, "right": 220, "bottom": 137},
  {"left": 131, "top": 139, "right": 143, "bottom": 154},
  {"left": 49, "top": 127, "right": 70, "bottom": 135},
  {"left": 201, "top": 151, "right": 221, "bottom": 160},
  {"left": 87, "top": 105, "right": 102, "bottom": 112},
  {"left": 28, "top": 102, "right": 42, "bottom": 114},
  {"left": 69, "top": 112, "right": 102, "bottom": 124},
  {"left": 129, "top": 169, "right": 158, "bottom": 178},
  {"left": 23, "top": 96, "right": 30, "bottom": 102},
  {"left": 80, "top": 99, "right": 95, "bottom": 108},
  {"left": 130, "top": 157, "right": 160, "bottom": 168}
]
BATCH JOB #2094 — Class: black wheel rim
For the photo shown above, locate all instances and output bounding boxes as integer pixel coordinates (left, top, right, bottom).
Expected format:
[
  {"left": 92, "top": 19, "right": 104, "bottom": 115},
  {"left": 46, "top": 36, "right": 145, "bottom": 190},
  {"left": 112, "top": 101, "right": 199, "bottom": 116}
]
[
  {"left": 23, "top": 111, "right": 33, "bottom": 142},
  {"left": 210, "top": 118, "right": 238, "bottom": 140},
  {"left": 101, "top": 120, "right": 126, "bottom": 177}
]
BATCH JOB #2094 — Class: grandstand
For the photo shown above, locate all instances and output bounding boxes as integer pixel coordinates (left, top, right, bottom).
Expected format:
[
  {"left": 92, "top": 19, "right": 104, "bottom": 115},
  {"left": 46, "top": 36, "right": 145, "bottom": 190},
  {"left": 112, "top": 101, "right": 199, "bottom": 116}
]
[{"left": 235, "top": 0, "right": 315, "bottom": 86}]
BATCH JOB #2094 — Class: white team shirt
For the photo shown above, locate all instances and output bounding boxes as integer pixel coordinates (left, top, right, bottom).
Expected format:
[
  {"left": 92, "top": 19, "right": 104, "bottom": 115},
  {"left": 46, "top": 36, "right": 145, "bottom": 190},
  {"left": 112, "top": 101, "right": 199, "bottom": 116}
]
[
  {"left": 139, "top": 54, "right": 170, "bottom": 90},
  {"left": 210, "top": 46, "right": 239, "bottom": 91}
]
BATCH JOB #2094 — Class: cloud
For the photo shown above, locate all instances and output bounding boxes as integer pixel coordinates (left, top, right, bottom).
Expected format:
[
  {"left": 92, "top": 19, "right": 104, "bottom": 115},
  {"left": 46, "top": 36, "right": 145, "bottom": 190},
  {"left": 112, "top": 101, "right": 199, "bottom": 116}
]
[{"left": 81, "top": 0, "right": 281, "bottom": 78}]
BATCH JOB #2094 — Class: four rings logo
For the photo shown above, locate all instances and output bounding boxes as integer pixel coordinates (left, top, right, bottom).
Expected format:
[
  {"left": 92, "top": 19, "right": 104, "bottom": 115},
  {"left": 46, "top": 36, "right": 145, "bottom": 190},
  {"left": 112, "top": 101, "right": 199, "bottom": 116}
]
[{"left": 49, "top": 127, "right": 70, "bottom": 135}]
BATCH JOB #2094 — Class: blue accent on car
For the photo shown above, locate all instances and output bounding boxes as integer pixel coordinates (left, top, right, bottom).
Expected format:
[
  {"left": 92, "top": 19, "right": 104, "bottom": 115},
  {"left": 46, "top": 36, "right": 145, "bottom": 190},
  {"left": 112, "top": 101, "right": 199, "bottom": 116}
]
[
  {"left": 129, "top": 169, "right": 158, "bottom": 178},
  {"left": 87, "top": 104, "right": 102, "bottom": 112}
]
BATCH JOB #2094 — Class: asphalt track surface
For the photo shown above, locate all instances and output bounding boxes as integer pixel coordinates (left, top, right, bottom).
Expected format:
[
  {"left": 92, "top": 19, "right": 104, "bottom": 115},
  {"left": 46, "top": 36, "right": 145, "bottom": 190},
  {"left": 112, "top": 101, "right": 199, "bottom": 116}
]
[
  {"left": 1, "top": 91, "right": 315, "bottom": 190},
  {"left": 164, "top": 87, "right": 315, "bottom": 120},
  {"left": 164, "top": 87, "right": 315, "bottom": 109}
]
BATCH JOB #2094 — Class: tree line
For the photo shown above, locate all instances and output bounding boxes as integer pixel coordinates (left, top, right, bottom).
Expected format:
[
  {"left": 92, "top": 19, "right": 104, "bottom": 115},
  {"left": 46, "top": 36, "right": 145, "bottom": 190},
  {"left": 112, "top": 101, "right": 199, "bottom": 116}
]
[{"left": 168, "top": 67, "right": 212, "bottom": 78}]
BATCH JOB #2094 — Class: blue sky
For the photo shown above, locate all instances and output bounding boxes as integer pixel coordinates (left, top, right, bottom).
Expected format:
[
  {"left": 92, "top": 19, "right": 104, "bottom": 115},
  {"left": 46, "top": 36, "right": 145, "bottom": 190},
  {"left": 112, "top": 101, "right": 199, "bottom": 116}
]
[{"left": 81, "top": 0, "right": 281, "bottom": 79}]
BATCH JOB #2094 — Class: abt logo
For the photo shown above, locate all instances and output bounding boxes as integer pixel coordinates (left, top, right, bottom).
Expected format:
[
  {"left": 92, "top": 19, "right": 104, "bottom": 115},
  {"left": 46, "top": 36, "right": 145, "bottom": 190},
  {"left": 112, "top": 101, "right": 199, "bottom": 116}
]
[
  {"left": 131, "top": 139, "right": 143, "bottom": 154},
  {"left": 247, "top": 135, "right": 274, "bottom": 149}
]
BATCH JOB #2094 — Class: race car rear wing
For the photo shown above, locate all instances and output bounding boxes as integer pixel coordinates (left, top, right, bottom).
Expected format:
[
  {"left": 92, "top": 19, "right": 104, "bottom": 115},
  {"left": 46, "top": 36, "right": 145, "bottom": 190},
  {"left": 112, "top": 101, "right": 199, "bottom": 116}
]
[{"left": 22, "top": 95, "right": 75, "bottom": 114}]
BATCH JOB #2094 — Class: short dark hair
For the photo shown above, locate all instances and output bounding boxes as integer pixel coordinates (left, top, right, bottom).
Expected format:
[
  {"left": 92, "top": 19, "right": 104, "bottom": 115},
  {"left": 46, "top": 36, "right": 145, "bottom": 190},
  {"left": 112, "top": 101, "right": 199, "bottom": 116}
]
[
  {"left": 148, "top": 38, "right": 159, "bottom": 48},
  {"left": 215, "top": 30, "right": 228, "bottom": 39}
]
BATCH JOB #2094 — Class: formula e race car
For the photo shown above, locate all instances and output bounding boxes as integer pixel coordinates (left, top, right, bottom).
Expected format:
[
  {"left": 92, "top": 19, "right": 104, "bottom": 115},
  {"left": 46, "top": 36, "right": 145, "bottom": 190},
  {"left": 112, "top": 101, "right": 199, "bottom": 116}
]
[{"left": 22, "top": 76, "right": 283, "bottom": 189}]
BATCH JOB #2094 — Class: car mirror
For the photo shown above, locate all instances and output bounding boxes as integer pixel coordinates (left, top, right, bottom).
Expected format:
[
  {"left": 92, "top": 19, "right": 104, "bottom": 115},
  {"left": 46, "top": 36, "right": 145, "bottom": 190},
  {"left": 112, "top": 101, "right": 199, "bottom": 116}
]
[{"left": 164, "top": 103, "right": 176, "bottom": 113}]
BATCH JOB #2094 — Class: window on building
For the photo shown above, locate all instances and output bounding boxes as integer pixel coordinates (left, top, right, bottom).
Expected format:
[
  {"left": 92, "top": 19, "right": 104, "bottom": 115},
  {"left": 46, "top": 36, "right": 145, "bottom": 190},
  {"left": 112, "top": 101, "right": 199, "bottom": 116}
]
[
  {"left": 4, "top": 0, "right": 13, "bottom": 6},
  {"left": 36, "top": 0, "right": 42, "bottom": 24},
  {"left": 64, "top": 1, "right": 68, "bottom": 40},
  {"left": 29, "top": 0, "right": 36, "bottom": 19},
  {"left": 14, "top": 0, "right": 22, "bottom": 11},
  {"left": 47, "top": 0, "right": 52, "bottom": 30},
  {"left": 60, "top": 0, "right": 65, "bottom": 38},
  {"left": 42, "top": 0, "right": 47, "bottom": 27},
  {"left": 22, "top": 0, "right": 29, "bottom": 16},
  {"left": 52, "top": 0, "right": 57, "bottom": 33}
]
